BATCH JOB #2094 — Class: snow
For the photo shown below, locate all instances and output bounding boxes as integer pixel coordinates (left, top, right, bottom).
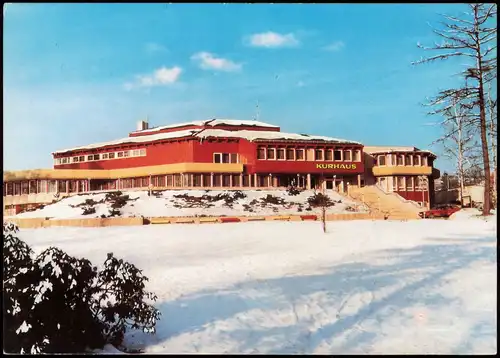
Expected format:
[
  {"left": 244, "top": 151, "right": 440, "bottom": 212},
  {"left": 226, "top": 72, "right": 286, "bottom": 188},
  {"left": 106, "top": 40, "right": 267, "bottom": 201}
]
[
  {"left": 12, "top": 189, "right": 367, "bottom": 220},
  {"left": 364, "top": 146, "right": 436, "bottom": 157},
  {"left": 196, "top": 129, "right": 361, "bottom": 144},
  {"left": 53, "top": 130, "right": 196, "bottom": 154},
  {"left": 16, "top": 212, "right": 497, "bottom": 354},
  {"left": 132, "top": 119, "right": 280, "bottom": 135},
  {"left": 16, "top": 321, "right": 32, "bottom": 335}
]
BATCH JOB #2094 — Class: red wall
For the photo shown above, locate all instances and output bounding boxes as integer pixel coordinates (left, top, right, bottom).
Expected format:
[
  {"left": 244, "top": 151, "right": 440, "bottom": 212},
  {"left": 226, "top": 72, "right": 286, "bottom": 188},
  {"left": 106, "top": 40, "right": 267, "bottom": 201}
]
[
  {"left": 248, "top": 160, "right": 364, "bottom": 175},
  {"left": 54, "top": 137, "right": 365, "bottom": 176},
  {"left": 55, "top": 140, "right": 194, "bottom": 170},
  {"left": 396, "top": 190, "right": 429, "bottom": 202},
  {"left": 192, "top": 139, "right": 242, "bottom": 162}
]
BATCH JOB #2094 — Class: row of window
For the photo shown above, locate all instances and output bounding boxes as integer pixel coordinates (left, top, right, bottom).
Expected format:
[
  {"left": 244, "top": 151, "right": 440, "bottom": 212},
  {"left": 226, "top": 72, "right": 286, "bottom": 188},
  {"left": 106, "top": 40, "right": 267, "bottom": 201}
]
[
  {"left": 257, "top": 147, "right": 362, "bottom": 162},
  {"left": 213, "top": 153, "right": 239, "bottom": 164},
  {"left": 54, "top": 149, "right": 147, "bottom": 165},
  {"left": 4, "top": 174, "right": 306, "bottom": 196},
  {"left": 377, "top": 176, "right": 428, "bottom": 192},
  {"left": 3, "top": 180, "right": 89, "bottom": 196},
  {"left": 377, "top": 154, "right": 429, "bottom": 167}
]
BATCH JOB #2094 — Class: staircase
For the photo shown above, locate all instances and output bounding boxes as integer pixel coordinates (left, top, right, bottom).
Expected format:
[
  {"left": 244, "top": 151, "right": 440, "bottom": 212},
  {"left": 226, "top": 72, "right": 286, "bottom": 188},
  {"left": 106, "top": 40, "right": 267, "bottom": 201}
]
[{"left": 348, "top": 185, "right": 422, "bottom": 220}]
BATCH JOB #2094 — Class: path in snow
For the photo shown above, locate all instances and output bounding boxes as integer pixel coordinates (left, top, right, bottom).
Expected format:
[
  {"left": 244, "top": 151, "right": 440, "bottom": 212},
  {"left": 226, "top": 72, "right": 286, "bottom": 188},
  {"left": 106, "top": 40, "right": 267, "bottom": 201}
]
[{"left": 16, "top": 214, "right": 497, "bottom": 354}]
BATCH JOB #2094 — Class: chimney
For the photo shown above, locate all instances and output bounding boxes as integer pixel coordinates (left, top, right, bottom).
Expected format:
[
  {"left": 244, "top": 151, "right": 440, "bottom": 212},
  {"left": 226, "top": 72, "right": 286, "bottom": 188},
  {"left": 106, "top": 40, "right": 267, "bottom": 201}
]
[{"left": 136, "top": 120, "right": 149, "bottom": 131}]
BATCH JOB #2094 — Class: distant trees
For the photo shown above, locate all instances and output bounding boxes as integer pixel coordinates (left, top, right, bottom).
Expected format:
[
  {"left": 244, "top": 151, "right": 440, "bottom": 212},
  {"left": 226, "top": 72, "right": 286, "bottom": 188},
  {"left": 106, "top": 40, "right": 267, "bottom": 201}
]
[{"left": 413, "top": 3, "right": 497, "bottom": 215}]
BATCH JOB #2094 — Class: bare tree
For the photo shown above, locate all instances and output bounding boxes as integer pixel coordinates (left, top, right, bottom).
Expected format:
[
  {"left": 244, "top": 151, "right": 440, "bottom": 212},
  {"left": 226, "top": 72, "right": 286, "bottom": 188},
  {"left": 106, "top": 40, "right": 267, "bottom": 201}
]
[
  {"left": 486, "top": 83, "right": 497, "bottom": 205},
  {"left": 433, "top": 95, "right": 478, "bottom": 205},
  {"left": 413, "top": 3, "right": 497, "bottom": 215}
]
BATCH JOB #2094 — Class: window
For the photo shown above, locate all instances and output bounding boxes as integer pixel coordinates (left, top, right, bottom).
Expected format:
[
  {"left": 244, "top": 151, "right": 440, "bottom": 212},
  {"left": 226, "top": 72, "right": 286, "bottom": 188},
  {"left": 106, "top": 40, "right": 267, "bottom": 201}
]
[
  {"left": 123, "top": 151, "right": 129, "bottom": 158},
  {"left": 406, "top": 155, "right": 412, "bottom": 166},
  {"left": 214, "top": 174, "right": 222, "bottom": 187},
  {"left": 203, "top": 175, "right": 211, "bottom": 187},
  {"left": 140, "top": 149, "right": 146, "bottom": 156},
  {"left": 398, "top": 177, "right": 405, "bottom": 190},
  {"left": 397, "top": 155, "right": 404, "bottom": 165},
  {"left": 222, "top": 153, "right": 230, "bottom": 163},
  {"left": 257, "top": 147, "right": 266, "bottom": 160},
  {"left": 296, "top": 149, "right": 305, "bottom": 160},
  {"left": 267, "top": 148, "right": 276, "bottom": 160},
  {"left": 88, "top": 155, "right": 94, "bottom": 161},
  {"left": 117, "top": 152, "right": 124, "bottom": 158},
  {"left": 79, "top": 156, "right": 85, "bottom": 162},
  {"left": 344, "top": 150, "right": 352, "bottom": 161},
  {"left": 325, "top": 149, "right": 333, "bottom": 161},
  {"left": 334, "top": 150, "right": 342, "bottom": 161},
  {"left": 414, "top": 155, "right": 421, "bottom": 166},
  {"left": 193, "top": 174, "right": 202, "bottom": 187},
  {"left": 406, "top": 176, "right": 414, "bottom": 191},
  {"left": 21, "top": 182, "right": 29, "bottom": 195},
  {"left": 423, "top": 156, "right": 428, "bottom": 166},
  {"left": 315, "top": 149, "right": 324, "bottom": 161},
  {"left": 277, "top": 148, "right": 285, "bottom": 160},
  {"left": 353, "top": 150, "right": 361, "bottom": 162},
  {"left": 214, "top": 153, "right": 222, "bottom": 163},
  {"left": 230, "top": 153, "right": 238, "bottom": 163},
  {"left": 93, "top": 154, "right": 100, "bottom": 161},
  {"left": 108, "top": 152, "right": 115, "bottom": 159},
  {"left": 286, "top": 148, "right": 295, "bottom": 160},
  {"left": 29, "top": 181, "right": 37, "bottom": 194},
  {"left": 132, "top": 150, "right": 140, "bottom": 156},
  {"left": 102, "top": 153, "right": 109, "bottom": 160},
  {"left": 232, "top": 174, "right": 240, "bottom": 187},
  {"left": 72, "top": 157, "right": 79, "bottom": 163},
  {"left": 377, "top": 155, "right": 386, "bottom": 166}
]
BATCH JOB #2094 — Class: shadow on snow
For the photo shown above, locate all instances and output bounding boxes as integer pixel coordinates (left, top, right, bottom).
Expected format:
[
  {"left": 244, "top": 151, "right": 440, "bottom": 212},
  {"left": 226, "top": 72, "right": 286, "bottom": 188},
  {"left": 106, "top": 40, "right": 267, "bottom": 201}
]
[{"left": 127, "top": 234, "right": 496, "bottom": 354}]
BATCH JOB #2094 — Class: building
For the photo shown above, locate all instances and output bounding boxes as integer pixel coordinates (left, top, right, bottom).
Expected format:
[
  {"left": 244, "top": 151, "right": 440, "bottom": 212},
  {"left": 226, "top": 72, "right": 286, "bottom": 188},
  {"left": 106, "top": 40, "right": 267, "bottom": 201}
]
[{"left": 3, "top": 119, "right": 440, "bottom": 215}]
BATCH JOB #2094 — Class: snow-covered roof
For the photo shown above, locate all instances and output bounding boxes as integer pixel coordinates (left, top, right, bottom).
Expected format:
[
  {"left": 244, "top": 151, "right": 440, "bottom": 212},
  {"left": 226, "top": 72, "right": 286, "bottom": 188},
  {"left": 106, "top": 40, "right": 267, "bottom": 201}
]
[
  {"left": 196, "top": 129, "right": 361, "bottom": 144},
  {"left": 53, "top": 129, "right": 197, "bottom": 154},
  {"left": 364, "top": 146, "right": 436, "bottom": 157},
  {"left": 53, "top": 127, "right": 360, "bottom": 155},
  {"left": 131, "top": 119, "right": 280, "bottom": 134}
]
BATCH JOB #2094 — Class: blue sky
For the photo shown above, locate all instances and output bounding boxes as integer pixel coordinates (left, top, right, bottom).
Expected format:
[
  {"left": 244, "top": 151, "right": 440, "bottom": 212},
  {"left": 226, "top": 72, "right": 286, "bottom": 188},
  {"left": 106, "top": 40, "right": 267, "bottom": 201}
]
[{"left": 4, "top": 3, "right": 469, "bottom": 171}]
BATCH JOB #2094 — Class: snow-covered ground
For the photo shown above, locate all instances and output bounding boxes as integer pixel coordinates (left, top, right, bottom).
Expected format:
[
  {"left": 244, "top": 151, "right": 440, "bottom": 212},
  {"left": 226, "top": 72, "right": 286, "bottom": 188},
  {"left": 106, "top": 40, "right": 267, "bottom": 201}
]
[
  {"left": 16, "top": 211, "right": 496, "bottom": 354},
  {"left": 12, "top": 189, "right": 367, "bottom": 219}
]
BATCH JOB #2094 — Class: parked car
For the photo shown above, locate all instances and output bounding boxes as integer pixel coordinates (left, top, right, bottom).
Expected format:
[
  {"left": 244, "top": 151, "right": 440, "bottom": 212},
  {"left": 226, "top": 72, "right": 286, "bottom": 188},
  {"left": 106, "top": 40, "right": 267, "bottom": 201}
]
[{"left": 419, "top": 204, "right": 462, "bottom": 219}]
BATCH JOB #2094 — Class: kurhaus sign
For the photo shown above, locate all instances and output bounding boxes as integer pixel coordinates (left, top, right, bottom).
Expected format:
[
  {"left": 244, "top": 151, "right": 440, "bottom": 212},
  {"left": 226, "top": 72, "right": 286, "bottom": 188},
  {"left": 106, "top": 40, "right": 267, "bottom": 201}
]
[{"left": 316, "top": 163, "right": 357, "bottom": 170}]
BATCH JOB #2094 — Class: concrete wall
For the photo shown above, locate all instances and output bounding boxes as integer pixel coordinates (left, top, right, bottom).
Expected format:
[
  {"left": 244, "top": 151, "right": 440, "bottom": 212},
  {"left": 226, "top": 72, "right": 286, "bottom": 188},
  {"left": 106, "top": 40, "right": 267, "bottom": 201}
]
[
  {"left": 5, "top": 212, "right": 391, "bottom": 230},
  {"left": 6, "top": 217, "right": 145, "bottom": 229}
]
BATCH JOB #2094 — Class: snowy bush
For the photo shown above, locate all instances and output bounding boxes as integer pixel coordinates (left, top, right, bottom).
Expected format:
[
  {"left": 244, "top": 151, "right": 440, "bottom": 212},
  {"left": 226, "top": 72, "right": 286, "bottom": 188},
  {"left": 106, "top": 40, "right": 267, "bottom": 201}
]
[
  {"left": 82, "top": 206, "right": 96, "bottom": 215},
  {"left": 307, "top": 193, "right": 335, "bottom": 207},
  {"left": 287, "top": 186, "right": 301, "bottom": 196},
  {"left": 3, "top": 222, "right": 160, "bottom": 354}
]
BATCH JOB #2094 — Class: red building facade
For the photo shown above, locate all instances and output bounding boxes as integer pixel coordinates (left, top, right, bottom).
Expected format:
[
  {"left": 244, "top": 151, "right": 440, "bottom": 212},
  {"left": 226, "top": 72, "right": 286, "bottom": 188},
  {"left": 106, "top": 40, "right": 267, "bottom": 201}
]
[{"left": 3, "top": 119, "right": 440, "bottom": 214}]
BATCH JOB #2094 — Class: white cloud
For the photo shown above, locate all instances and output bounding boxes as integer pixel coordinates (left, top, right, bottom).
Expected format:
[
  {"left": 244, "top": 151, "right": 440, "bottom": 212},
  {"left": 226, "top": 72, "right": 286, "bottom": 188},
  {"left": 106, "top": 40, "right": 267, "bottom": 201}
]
[
  {"left": 323, "top": 41, "right": 345, "bottom": 52},
  {"left": 247, "top": 32, "right": 300, "bottom": 48},
  {"left": 191, "top": 52, "right": 242, "bottom": 72},
  {"left": 124, "top": 66, "right": 182, "bottom": 90},
  {"left": 145, "top": 42, "right": 167, "bottom": 53}
]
